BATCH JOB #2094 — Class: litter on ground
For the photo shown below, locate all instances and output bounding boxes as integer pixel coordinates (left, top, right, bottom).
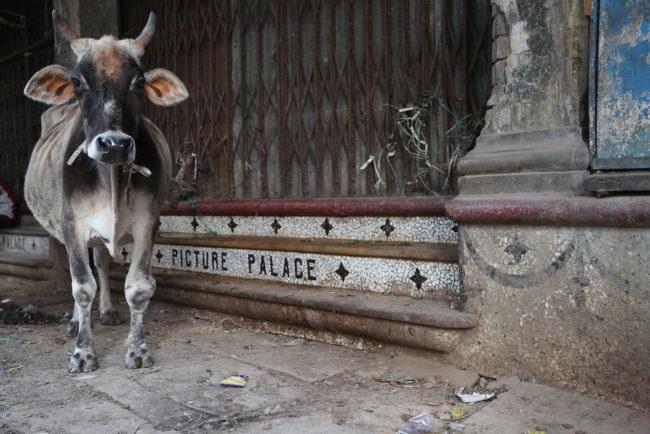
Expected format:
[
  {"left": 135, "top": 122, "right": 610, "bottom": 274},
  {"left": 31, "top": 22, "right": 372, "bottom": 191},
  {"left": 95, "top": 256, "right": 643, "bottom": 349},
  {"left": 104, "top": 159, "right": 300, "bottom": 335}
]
[
  {"left": 219, "top": 374, "right": 249, "bottom": 388},
  {"left": 456, "top": 392, "right": 495, "bottom": 403}
]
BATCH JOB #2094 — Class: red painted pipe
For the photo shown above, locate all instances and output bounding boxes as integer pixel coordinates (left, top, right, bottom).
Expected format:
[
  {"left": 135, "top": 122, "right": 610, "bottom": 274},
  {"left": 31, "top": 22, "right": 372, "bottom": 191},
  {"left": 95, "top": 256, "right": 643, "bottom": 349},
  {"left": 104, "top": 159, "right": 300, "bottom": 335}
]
[
  {"left": 161, "top": 196, "right": 450, "bottom": 217},
  {"left": 445, "top": 196, "right": 650, "bottom": 228}
]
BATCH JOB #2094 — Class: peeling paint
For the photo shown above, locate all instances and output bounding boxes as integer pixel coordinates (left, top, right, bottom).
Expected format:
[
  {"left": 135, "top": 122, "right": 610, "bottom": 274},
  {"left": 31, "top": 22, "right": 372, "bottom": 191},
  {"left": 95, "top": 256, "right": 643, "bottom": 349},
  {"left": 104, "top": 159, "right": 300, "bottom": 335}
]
[
  {"left": 596, "top": 0, "right": 650, "bottom": 161},
  {"left": 510, "top": 21, "right": 529, "bottom": 54}
]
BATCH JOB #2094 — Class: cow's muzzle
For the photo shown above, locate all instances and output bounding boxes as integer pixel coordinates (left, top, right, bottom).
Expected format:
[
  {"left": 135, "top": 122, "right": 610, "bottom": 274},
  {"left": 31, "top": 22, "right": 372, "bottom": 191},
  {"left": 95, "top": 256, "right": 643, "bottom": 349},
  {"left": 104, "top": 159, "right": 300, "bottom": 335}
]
[{"left": 88, "top": 132, "right": 135, "bottom": 165}]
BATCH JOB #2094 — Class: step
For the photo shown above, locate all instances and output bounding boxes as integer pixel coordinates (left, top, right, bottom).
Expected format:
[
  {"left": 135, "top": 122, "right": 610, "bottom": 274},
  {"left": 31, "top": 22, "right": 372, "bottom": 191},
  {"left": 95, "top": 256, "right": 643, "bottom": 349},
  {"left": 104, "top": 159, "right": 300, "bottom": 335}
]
[
  {"left": 109, "top": 269, "right": 476, "bottom": 353},
  {"left": 0, "top": 251, "right": 51, "bottom": 280},
  {"left": 0, "top": 223, "right": 460, "bottom": 301},
  {"left": 119, "top": 240, "right": 460, "bottom": 300},
  {"left": 159, "top": 215, "right": 459, "bottom": 244},
  {"left": 0, "top": 227, "right": 50, "bottom": 256},
  {"left": 156, "top": 233, "right": 458, "bottom": 262}
]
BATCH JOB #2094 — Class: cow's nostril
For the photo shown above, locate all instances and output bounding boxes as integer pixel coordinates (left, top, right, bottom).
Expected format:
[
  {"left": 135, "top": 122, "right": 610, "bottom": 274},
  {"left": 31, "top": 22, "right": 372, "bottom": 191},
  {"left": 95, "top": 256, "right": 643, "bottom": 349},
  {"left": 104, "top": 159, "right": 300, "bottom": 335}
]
[
  {"left": 118, "top": 137, "right": 135, "bottom": 150},
  {"left": 96, "top": 136, "right": 110, "bottom": 152}
]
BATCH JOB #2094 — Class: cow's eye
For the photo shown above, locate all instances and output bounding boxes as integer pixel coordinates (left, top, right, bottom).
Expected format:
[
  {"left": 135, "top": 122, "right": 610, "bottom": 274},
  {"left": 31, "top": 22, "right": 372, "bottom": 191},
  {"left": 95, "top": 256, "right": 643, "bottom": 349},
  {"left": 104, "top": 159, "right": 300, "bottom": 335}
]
[
  {"left": 131, "top": 76, "right": 146, "bottom": 91},
  {"left": 71, "top": 77, "right": 81, "bottom": 88}
]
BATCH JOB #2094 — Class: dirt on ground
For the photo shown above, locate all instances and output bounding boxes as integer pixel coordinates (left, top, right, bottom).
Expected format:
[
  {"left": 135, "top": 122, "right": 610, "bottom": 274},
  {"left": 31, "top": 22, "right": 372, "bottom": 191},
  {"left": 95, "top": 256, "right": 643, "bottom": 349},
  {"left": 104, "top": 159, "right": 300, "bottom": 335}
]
[
  {"left": 0, "top": 298, "right": 61, "bottom": 326},
  {"left": 0, "top": 276, "right": 648, "bottom": 434}
]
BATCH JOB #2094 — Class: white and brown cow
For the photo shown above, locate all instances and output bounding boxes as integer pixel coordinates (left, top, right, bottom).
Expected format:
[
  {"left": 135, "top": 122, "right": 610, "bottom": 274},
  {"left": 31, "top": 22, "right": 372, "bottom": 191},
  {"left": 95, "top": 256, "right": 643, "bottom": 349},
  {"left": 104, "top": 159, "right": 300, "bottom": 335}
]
[{"left": 23, "top": 11, "right": 188, "bottom": 372}]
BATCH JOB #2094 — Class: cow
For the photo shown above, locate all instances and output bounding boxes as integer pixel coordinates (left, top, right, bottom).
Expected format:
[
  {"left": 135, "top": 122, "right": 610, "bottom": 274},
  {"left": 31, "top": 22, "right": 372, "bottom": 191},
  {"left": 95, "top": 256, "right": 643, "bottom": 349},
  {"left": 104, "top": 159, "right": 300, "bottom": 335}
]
[{"left": 23, "top": 11, "right": 188, "bottom": 372}]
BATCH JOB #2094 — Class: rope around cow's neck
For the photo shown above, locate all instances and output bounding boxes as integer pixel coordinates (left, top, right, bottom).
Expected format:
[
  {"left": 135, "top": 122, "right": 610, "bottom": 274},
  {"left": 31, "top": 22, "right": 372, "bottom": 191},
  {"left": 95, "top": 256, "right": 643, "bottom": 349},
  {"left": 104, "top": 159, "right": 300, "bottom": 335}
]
[{"left": 66, "top": 141, "right": 152, "bottom": 205}]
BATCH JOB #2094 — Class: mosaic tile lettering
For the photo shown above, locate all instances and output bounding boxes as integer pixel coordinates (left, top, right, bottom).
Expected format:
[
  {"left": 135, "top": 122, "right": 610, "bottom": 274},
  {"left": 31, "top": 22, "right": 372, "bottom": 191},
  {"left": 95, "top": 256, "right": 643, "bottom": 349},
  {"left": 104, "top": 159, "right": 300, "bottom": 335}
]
[
  {"left": 0, "top": 234, "right": 49, "bottom": 256},
  {"left": 120, "top": 243, "right": 460, "bottom": 299}
]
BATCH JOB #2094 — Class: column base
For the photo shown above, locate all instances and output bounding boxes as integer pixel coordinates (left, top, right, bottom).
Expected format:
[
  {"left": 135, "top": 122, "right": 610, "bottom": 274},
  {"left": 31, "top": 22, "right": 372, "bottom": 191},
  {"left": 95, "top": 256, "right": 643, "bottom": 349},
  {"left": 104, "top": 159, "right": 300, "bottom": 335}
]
[{"left": 457, "top": 128, "right": 590, "bottom": 195}]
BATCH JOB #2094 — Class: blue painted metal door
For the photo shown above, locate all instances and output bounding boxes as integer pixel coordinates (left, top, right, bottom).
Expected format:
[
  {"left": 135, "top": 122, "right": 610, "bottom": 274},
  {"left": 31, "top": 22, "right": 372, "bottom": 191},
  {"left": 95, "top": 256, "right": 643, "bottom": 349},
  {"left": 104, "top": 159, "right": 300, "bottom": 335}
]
[{"left": 590, "top": 0, "right": 650, "bottom": 170}]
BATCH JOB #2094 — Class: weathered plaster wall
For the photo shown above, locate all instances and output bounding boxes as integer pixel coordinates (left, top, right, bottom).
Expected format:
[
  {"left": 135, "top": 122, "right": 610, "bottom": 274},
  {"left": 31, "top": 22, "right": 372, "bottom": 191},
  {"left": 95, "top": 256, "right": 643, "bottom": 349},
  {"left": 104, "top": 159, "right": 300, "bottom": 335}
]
[
  {"left": 485, "top": 0, "right": 589, "bottom": 136},
  {"left": 458, "top": 0, "right": 590, "bottom": 193},
  {"left": 453, "top": 225, "right": 650, "bottom": 408}
]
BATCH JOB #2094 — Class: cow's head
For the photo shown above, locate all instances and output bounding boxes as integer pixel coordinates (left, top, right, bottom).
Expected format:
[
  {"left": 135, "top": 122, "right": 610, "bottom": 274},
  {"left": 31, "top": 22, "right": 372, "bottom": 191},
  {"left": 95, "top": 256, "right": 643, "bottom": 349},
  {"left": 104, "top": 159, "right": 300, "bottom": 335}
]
[{"left": 24, "top": 11, "right": 188, "bottom": 165}]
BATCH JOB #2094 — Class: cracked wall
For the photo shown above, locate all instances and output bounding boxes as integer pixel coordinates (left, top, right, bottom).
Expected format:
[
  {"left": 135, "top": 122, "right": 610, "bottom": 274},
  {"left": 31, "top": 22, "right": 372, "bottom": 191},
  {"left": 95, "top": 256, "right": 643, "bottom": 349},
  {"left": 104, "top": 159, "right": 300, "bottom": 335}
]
[
  {"left": 483, "top": 0, "right": 589, "bottom": 136},
  {"left": 449, "top": 225, "right": 650, "bottom": 409}
]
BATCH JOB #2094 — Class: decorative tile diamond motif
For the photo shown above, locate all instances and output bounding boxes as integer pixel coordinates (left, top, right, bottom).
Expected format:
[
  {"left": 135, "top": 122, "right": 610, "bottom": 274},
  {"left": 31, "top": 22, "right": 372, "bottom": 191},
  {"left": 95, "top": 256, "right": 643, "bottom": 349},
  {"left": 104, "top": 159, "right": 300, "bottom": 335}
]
[
  {"left": 380, "top": 218, "right": 395, "bottom": 238},
  {"left": 227, "top": 217, "right": 238, "bottom": 233},
  {"left": 121, "top": 248, "right": 129, "bottom": 261},
  {"left": 271, "top": 218, "right": 282, "bottom": 234},
  {"left": 321, "top": 217, "right": 333, "bottom": 236},
  {"left": 335, "top": 262, "right": 349, "bottom": 282},
  {"left": 504, "top": 235, "right": 528, "bottom": 265},
  {"left": 155, "top": 250, "right": 164, "bottom": 263},
  {"left": 410, "top": 268, "right": 427, "bottom": 290},
  {"left": 191, "top": 217, "right": 199, "bottom": 231}
]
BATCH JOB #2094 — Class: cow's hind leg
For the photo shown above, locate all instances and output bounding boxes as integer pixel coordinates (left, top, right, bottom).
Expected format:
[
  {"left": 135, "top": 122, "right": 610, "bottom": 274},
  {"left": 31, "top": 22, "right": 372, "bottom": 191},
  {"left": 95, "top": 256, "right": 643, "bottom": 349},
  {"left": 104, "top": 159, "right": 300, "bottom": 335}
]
[
  {"left": 67, "top": 304, "right": 79, "bottom": 337},
  {"left": 64, "top": 227, "right": 99, "bottom": 372},
  {"left": 94, "top": 246, "right": 122, "bottom": 325},
  {"left": 123, "top": 216, "right": 157, "bottom": 369}
]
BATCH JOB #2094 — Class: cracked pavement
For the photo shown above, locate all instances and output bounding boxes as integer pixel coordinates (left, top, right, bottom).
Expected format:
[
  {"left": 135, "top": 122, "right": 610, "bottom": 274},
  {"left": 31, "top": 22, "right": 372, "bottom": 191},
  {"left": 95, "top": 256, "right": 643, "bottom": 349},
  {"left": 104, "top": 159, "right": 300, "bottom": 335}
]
[{"left": 1, "top": 276, "right": 649, "bottom": 433}]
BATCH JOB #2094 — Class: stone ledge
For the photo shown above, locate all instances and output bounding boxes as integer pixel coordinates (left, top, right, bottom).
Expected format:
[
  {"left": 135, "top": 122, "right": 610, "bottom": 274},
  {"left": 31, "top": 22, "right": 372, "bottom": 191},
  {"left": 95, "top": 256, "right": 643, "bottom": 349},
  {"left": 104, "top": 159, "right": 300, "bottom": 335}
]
[
  {"left": 157, "top": 234, "right": 459, "bottom": 262},
  {"left": 446, "top": 194, "right": 650, "bottom": 227},
  {"left": 459, "top": 128, "right": 590, "bottom": 176},
  {"left": 161, "top": 196, "right": 450, "bottom": 217},
  {"left": 459, "top": 171, "right": 587, "bottom": 195}
]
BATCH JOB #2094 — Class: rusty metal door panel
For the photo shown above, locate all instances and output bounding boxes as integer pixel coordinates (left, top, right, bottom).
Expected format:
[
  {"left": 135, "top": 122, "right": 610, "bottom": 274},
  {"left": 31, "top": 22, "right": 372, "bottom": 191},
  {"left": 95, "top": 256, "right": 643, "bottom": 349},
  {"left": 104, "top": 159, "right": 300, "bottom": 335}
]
[
  {"left": 591, "top": 0, "right": 650, "bottom": 170},
  {"left": 121, "top": 0, "right": 491, "bottom": 199}
]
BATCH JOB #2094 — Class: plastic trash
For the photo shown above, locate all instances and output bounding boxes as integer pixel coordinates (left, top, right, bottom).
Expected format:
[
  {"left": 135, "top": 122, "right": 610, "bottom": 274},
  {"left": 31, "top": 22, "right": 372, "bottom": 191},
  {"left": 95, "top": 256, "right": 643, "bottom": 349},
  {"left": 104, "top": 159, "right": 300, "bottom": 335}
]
[
  {"left": 450, "top": 407, "right": 466, "bottom": 420},
  {"left": 397, "top": 412, "right": 438, "bottom": 434},
  {"left": 219, "top": 374, "right": 248, "bottom": 388},
  {"left": 456, "top": 392, "right": 495, "bottom": 403}
]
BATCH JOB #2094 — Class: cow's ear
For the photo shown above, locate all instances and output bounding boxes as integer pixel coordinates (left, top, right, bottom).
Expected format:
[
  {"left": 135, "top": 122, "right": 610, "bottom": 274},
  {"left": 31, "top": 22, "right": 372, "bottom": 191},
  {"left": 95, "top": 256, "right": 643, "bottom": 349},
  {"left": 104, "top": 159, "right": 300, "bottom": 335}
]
[
  {"left": 24, "top": 65, "right": 75, "bottom": 105},
  {"left": 143, "top": 69, "right": 188, "bottom": 106}
]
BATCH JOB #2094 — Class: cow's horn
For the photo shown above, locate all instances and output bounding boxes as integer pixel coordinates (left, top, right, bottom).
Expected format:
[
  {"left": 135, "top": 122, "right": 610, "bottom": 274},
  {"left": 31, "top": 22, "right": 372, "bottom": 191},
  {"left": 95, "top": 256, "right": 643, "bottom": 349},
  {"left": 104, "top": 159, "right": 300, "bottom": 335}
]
[
  {"left": 135, "top": 12, "right": 156, "bottom": 48},
  {"left": 52, "top": 10, "right": 79, "bottom": 42}
]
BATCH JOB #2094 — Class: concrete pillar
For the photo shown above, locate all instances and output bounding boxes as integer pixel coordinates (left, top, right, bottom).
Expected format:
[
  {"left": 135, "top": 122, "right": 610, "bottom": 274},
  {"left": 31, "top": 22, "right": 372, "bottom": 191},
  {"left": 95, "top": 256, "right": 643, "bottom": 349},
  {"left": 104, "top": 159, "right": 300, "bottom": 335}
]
[
  {"left": 53, "top": 0, "right": 119, "bottom": 65},
  {"left": 458, "top": 0, "right": 591, "bottom": 195}
]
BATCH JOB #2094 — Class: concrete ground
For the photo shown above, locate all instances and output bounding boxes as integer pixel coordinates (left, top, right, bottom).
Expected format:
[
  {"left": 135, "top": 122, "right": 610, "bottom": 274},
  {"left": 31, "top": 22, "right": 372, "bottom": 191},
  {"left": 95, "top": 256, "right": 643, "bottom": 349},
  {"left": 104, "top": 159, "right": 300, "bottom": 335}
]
[{"left": 0, "top": 276, "right": 648, "bottom": 434}]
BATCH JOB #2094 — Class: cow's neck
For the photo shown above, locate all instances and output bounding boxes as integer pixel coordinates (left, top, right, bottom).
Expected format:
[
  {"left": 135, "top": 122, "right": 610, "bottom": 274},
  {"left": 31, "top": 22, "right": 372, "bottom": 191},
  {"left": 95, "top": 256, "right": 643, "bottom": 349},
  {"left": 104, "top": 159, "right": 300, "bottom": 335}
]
[
  {"left": 93, "top": 163, "right": 130, "bottom": 254},
  {"left": 109, "top": 165, "right": 122, "bottom": 250}
]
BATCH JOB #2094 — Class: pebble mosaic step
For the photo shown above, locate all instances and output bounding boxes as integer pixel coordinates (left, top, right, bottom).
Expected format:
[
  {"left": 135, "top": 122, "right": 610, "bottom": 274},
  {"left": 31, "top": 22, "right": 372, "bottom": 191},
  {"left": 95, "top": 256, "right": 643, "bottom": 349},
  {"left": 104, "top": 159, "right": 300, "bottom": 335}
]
[
  {"left": 1, "top": 215, "right": 461, "bottom": 300},
  {"left": 117, "top": 242, "right": 460, "bottom": 300},
  {"left": 159, "top": 215, "right": 458, "bottom": 244},
  {"left": 0, "top": 228, "right": 49, "bottom": 256}
]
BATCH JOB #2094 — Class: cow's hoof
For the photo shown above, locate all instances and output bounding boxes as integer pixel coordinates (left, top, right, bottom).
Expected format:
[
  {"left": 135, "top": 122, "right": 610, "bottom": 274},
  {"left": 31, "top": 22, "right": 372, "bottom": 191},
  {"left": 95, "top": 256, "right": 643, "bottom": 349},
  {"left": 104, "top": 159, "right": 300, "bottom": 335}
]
[
  {"left": 67, "top": 320, "right": 79, "bottom": 337},
  {"left": 68, "top": 347, "right": 98, "bottom": 373},
  {"left": 124, "top": 347, "right": 154, "bottom": 369},
  {"left": 99, "top": 309, "right": 122, "bottom": 326}
]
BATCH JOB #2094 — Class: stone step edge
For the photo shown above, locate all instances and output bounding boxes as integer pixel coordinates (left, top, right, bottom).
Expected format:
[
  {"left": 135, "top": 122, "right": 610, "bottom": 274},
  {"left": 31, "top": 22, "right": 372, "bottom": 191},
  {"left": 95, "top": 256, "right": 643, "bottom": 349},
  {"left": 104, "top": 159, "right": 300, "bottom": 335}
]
[
  {"left": 157, "top": 233, "right": 458, "bottom": 263},
  {"left": 110, "top": 268, "right": 475, "bottom": 330},
  {"left": 0, "top": 252, "right": 51, "bottom": 281},
  {"left": 109, "top": 271, "right": 473, "bottom": 353},
  {"left": 0, "top": 227, "right": 50, "bottom": 237},
  {"left": 0, "top": 251, "right": 468, "bottom": 330}
]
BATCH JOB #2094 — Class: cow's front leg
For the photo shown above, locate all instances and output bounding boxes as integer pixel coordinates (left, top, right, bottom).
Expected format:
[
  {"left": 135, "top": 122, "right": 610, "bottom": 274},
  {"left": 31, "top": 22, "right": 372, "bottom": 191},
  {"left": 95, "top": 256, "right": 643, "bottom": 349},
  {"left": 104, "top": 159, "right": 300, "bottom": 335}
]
[
  {"left": 123, "top": 215, "right": 157, "bottom": 369},
  {"left": 63, "top": 227, "right": 98, "bottom": 372}
]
